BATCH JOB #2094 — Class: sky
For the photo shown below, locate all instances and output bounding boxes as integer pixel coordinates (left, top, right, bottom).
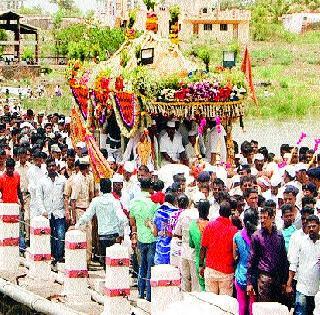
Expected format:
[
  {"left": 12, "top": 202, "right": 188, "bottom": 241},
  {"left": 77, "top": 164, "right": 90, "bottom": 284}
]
[{"left": 24, "top": 0, "right": 97, "bottom": 13}]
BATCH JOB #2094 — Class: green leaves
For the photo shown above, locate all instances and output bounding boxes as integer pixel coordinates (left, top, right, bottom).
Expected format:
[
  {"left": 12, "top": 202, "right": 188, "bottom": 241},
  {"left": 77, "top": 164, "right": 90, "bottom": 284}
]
[
  {"left": 54, "top": 24, "right": 125, "bottom": 61},
  {"left": 0, "top": 29, "right": 7, "bottom": 56}
]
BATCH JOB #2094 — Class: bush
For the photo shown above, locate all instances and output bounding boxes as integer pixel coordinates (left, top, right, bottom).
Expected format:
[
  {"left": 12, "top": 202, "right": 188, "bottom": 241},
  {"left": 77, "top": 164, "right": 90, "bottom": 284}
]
[{"left": 280, "top": 80, "right": 288, "bottom": 88}]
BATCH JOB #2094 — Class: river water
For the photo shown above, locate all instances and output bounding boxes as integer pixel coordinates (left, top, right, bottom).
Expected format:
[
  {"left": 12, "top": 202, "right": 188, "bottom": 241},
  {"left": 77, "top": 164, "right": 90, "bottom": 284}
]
[
  {"left": 0, "top": 293, "right": 43, "bottom": 315},
  {"left": 233, "top": 118, "right": 320, "bottom": 155}
]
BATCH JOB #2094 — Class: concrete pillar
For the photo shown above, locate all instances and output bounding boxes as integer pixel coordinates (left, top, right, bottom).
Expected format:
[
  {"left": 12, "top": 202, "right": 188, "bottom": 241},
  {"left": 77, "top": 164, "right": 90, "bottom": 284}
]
[
  {"left": 103, "top": 244, "right": 130, "bottom": 315},
  {"left": 252, "top": 302, "right": 290, "bottom": 315},
  {"left": 29, "top": 216, "right": 52, "bottom": 280},
  {"left": 0, "top": 203, "right": 20, "bottom": 272},
  {"left": 63, "top": 230, "right": 90, "bottom": 303},
  {"left": 151, "top": 264, "right": 182, "bottom": 314}
]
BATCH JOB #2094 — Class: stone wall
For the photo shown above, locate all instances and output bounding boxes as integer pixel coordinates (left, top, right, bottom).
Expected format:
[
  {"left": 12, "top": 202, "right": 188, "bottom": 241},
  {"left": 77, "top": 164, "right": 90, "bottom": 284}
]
[{"left": 0, "top": 65, "right": 41, "bottom": 80}]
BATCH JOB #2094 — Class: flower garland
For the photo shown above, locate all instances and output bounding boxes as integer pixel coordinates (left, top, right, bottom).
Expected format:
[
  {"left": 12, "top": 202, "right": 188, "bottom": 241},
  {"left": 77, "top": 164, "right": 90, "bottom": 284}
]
[
  {"left": 111, "top": 92, "right": 141, "bottom": 138},
  {"left": 71, "top": 86, "right": 89, "bottom": 120},
  {"left": 145, "top": 99, "right": 244, "bottom": 119}
]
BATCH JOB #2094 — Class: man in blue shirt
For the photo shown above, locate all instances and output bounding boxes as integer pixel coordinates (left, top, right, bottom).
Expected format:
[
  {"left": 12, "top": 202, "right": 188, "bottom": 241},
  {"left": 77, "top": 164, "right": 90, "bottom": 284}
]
[
  {"left": 281, "top": 204, "right": 296, "bottom": 252},
  {"left": 72, "top": 178, "right": 127, "bottom": 268},
  {"left": 148, "top": 192, "right": 179, "bottom": 265}
]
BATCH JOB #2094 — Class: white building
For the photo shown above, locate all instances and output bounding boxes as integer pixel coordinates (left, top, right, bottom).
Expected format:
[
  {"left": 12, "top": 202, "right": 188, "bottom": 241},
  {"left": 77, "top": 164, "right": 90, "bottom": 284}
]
[
  {"left": 0, "top": 0, "right": 23, "bottom": 11},
  {"left": 96, "top": 0, "right": 143, "bottom": 27},
  {"left": 282, "top": 12, "right": 320, "bottom": 34}
]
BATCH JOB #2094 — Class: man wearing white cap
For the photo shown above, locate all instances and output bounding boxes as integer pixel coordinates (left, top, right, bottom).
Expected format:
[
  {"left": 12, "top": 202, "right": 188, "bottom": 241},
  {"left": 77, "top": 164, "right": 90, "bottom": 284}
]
[
  {"left": 75, "top": 142, "right": 86, "bottom": 159},
  {"left": 111, "top": 174, "right": 131, "bottom": 248},
  {"left": 159, "top": 121, "right": 188, "bottom": 166},
  {"left": 295, "top": 164, "right": 308, "bottom": 209},
  {"left": 122, "top": 161, "right": 140, "bottom": 209},
  {"left": 185, "top": 130, "right": 203, "bottom": 162},
  {"left": 70, "top": 157, "right": 94, "bottom": 264},
  {"left": 106, "top": 156, "right": 117, "bottom": 172},
  {"left": 203, "top": 120, "right": 227, "bottom": 165},
  {"left": 263, "top": 175, "right": 282, "bottom": 208},
  {"left": 251, "top": 153, "right": 265, "bottom": 177}
]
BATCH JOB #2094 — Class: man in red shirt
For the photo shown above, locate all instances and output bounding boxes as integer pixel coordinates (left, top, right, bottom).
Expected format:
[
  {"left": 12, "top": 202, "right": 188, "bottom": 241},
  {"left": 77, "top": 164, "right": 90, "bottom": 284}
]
[
  {"left": 199, "top": 201, "right": 237, "bottom": 295},
  {"left": 0, "top": 158, "right": 24, "bottom": 209}
]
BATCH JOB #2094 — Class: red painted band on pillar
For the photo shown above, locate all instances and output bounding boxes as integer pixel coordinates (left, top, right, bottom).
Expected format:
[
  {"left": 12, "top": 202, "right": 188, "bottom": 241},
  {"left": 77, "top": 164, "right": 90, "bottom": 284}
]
[
  {"left": 105, "top": 257, "right": 130, "bottom": 267},
  {"left": 30, "top": 227, "right": 51, "bottom": 235},
  {"left": 104, "top": 287, "right": 130, "bottom": 297},
  {"left": 65, "top": 270, "right": 88, "bottom": 278},
  {"left": 65, "top": 241, "right": 87, "bottom": 250},
  {"left": 0, "top": 215, "right": 19, "bottom": 223},
  {"left": 30, "top": 253, "right": 52, "bottom": 261},
  {"left": 150, "top": 279, "right": 181, "bottom": 287},
  {"left": 0, "top": 237, "right": 19, "bottom": 246}
]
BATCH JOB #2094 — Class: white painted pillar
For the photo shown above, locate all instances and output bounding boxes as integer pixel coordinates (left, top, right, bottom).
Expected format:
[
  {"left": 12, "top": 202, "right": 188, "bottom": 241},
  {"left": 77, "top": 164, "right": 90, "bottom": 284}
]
[
  {"left": 102, "top": 244, "right": 130, "bottom": 315},
  {"left": 63, "top": 230, "right": 90, "bottom": 302},
  {"left": 29, "top": 216, "right": 52, "bottom": 280},
  {"left": 0, "top": 203, "right": 20, "bottom": 272},
  {"left": 151, "top": 264, "right": 182, "bottom": 315},
  {"left": 252, "top": 302, "right": 290, "bottom": 315}
]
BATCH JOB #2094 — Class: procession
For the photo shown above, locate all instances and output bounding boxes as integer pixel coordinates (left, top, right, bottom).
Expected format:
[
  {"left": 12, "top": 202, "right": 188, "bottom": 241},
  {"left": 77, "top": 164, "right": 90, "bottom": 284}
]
[{"left": 0, "top": 0, "right": 319, "bottom": 314}]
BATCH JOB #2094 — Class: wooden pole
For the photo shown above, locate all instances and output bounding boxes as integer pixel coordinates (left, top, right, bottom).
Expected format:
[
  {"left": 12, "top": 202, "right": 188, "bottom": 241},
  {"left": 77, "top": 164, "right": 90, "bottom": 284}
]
[
  {"left": 35, "top": 32, "right": 39, "bottom": 64},
  {"left": 226, "top": 118, "right": 234, "bottom": 165}
]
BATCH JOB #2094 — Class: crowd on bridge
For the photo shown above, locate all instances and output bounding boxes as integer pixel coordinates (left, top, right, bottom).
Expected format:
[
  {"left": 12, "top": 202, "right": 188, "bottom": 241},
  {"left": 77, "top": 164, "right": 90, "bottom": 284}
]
[{"left": 0, "top": 104, "right": 318, "bottom": 315}]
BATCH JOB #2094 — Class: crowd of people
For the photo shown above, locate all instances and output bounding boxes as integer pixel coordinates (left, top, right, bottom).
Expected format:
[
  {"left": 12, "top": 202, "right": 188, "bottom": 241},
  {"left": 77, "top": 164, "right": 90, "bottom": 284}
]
[{"left": 0, "top": 105, "right": 319, "bottom": 315}]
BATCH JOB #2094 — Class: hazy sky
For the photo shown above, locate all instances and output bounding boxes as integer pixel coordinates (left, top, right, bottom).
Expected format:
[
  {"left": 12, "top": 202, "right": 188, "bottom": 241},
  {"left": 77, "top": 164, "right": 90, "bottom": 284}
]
[{"left": 24, "top": 0, "right": 97, "bottom": 13}]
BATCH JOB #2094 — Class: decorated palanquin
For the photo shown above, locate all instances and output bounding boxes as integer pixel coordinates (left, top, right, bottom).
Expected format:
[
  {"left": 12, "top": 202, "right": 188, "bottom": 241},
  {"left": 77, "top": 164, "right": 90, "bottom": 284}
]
[{"left": 67, "top": 32, "right": 248, "bottom": 177}]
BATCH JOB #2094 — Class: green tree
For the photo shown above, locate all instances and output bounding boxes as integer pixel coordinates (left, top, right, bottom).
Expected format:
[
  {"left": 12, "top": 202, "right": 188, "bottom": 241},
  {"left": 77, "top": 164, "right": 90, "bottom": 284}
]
[
  {"left": 0, "top": 30, "right": 8, "bottom": 56},
  {"left": 54, "top": 24, "right": 125, "bottom": 61},
  {"left": 193, "top": 46, "right": 211, "bottom": 72},
  {"left": 169, "top": 5, "right": 180, "bottom": 22},
  {"left": 22, "top": 47, "right": 35, "bottom": 61},
  {"left": 219, "top": 0, "right": 248, "bottom": 9},
  {"left": 143, "top": 0, "right": 157, "bottom": 11},
  {"left": 19, "top": 6, "right": 47, "bottom": 15},
  {"left": 251, "top": 2, "right": 272, "bottom": 41},
  {"left": 50, "top": 0, "right": 75, "bottom": 11}
]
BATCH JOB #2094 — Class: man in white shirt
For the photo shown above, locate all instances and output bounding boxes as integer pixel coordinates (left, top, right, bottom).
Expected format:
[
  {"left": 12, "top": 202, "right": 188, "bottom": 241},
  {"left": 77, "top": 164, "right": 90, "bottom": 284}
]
[
  {"left": 185, "top": 130, "right": 201, "bottom": 162},
  {"left": 173, "top": 197, "right": 199, "bottom": 292},
  {"left": 204, "top": 121, "right": 227, "bottom": 165},
  {"left": 27, "top": 150, "right": 46, "bottom": 219},
  {"left": 16, "top": 148, "right": 30, "bottom": 241},
  {"left": 37, "top": 158, "right": 67, "bottom": 264},
  {"left": 286, "top": 215, "right": 320, "bottom": 315},
  {"left": 159, "top": 121, "right": 188, "bottom": 166},
  {"left": 121, "top": 161, "right": 140, "bottom": 209},
  {"left": 288, "top": 207, "right": 314, "bottom": 271}
]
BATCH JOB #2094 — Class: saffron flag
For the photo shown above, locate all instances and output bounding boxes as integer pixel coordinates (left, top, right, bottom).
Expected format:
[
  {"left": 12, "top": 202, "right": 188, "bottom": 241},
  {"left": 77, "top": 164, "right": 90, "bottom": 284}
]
[{"left": 241, "top": 47, "right": 258, "bottom": 104}]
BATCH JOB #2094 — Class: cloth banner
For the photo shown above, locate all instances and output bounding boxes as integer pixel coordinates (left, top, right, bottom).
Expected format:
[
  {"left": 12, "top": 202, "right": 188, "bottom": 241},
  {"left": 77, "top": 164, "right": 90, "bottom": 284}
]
[
  {"left": 85, "top": 133, "right": 113, "bottom": 181},
  {"left": 241, "top": 47, "right": 258, "bottom": 104},
  {"left": 114, "top": 92, "right": 136, "bottom": 128},
  {"left": 71, "top": 86, "right": 89, "bottom": 119},
  {"left": 70, "top": 105, "right": 113, "bottom": 180},
  {"left": 70, "top": 106, "right": 87, "bottom": 147}
]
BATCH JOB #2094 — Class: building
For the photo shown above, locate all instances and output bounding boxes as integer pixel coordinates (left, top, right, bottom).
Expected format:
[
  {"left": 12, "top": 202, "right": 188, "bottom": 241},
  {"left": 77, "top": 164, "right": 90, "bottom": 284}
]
[
  {"left": 95, "top": 0, "right": 250, "bottom": 45},
  {"left": 179, "top": 9, "right": 251, "bottom": 45},
  {"left": 282, "top": 12, "right": 320, "bottom": 34},
  {"left": 0, "top": 0, "right": 23, "bottom": 11},
  {"left": 95, "top": 0, "right": 142, "bottom": 27}
]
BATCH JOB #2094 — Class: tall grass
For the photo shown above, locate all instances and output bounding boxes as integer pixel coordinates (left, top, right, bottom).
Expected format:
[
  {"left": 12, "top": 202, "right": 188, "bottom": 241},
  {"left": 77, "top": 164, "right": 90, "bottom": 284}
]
[
  {"left": 21, "top": 94, "right": 72, "bottom": 114},
  {"left": 247, "top": 28, "right": 320, "bottom": 119}
]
